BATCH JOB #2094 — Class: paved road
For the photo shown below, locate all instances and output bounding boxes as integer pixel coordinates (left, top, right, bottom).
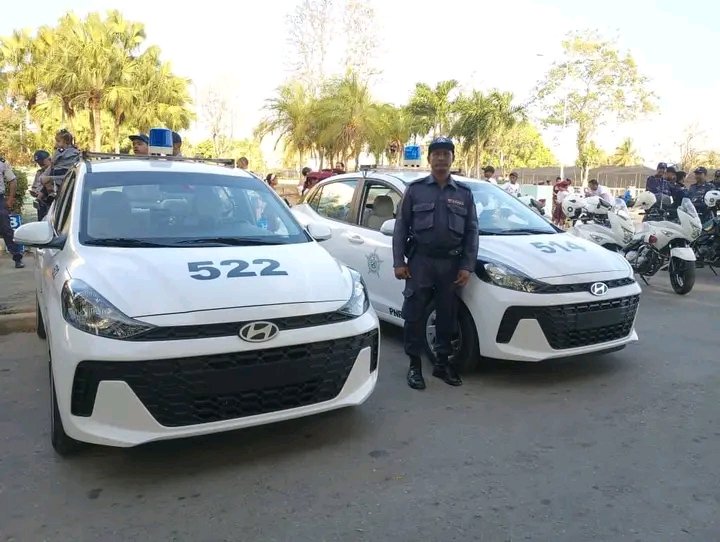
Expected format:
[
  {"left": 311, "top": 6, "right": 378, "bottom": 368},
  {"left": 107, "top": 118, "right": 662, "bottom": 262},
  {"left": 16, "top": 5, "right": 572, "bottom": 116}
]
[{"left": 1, "top": 272, "right": 719, "bottom": 542}]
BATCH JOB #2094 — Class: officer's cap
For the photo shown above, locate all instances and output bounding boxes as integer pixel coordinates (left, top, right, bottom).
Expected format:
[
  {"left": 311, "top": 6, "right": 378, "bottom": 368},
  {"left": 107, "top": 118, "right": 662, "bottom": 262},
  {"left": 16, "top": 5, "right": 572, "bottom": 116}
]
[
  {"left": 694, "top": 166, "right": 707, "bottom": 174},
  {"left": 428, "top": 137, "right": 455, "bottom": 154},
  {"left": 172, "top": 131, "right": 182, "bottom": 144},
  {"left": 33, "top": 150, "right": 50, "bottom": 163},
  {"left": 656, "top": 162, "right": 668, "bottom": 170},
  {"left": 129, "top": 134, "right": 149, "bottom": 145}
]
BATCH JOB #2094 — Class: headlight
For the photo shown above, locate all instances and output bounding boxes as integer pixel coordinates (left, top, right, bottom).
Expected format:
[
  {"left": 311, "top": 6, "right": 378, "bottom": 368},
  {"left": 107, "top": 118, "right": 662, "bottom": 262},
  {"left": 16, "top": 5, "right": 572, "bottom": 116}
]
[
  {"left": 61, "top": 279, "right": 155, "bottom": 339},
  {"left": 475, "top": 261, "right": 545, "bottom": 293},
  {"left": 338, "top": 268, "right": 369, "bottom": 316}
]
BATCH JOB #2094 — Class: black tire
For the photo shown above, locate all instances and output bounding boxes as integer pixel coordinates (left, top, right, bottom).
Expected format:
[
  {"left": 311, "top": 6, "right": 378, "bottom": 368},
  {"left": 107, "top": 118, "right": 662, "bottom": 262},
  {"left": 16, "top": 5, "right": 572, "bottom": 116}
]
[
  {"left": 422, "top": 301, "right": 481, "bottom": 373},
  {"left": 669, "top": 257, "right": 695, "bottom": 295},
  {"left": 36, "top": 297, "right": 47, "bottom": 340},
  {"left": 50, "top": 363, "right": 83, "bottom": 456}
]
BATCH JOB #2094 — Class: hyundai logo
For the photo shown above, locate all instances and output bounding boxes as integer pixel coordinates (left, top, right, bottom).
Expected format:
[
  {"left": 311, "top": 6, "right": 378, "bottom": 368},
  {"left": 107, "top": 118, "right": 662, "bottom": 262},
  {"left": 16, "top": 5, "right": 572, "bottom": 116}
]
[
  {"left": 238, "top": 321, "right": 279, "bottom": 342},
  {"left": 590, "top": 282, "right": 609, "bottom": 296}
]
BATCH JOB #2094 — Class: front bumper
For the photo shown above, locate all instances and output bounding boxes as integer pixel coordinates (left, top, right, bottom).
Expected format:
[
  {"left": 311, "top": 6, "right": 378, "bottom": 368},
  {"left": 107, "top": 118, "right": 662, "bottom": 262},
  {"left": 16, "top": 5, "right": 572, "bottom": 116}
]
[
  {"left": 49, "top": 309, "right": 379, "bottom": 447},
  {"left": 464, "top": 279, "right": 641, "bottom": 362}
]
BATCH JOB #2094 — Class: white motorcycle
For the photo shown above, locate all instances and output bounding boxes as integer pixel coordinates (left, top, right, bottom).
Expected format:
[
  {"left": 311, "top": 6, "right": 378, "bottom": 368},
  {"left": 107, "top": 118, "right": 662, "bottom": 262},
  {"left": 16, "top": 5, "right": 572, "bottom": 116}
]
[
  {"left": 565, "top": 192, "right": 702, "bottom": 295},
  {"left": 565, "top": 195, "right": 636, "bottom": 250}
]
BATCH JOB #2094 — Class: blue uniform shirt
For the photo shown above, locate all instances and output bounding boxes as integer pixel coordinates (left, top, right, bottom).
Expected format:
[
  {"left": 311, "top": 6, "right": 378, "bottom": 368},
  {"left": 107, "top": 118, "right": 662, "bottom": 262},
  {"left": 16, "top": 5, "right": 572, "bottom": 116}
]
[
  {"left": 645, "top": 175, "right": 673, "bottom": 197},
  {"left": 393, "top": 175, "right": 479, "bottom": 272}
]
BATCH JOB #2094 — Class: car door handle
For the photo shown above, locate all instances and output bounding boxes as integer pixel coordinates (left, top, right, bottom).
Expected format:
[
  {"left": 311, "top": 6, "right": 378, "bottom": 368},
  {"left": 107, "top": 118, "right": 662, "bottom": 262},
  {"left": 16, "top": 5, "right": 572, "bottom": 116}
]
[{"left": 346, "top": 234, "right": 365, "bottom": 244}]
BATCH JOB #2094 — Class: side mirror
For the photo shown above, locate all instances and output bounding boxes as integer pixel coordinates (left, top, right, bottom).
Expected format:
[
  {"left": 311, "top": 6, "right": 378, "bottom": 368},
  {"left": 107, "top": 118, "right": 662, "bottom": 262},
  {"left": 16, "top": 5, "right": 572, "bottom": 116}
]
[
  {"left": 13, "top": 221, "right": 65, "bottom": 249},
  {"left": 307, "top": 222, "right": 332, "bottom": 241},
  {"left": 380, "top": 219, "right": 396, "bottom": 236}
]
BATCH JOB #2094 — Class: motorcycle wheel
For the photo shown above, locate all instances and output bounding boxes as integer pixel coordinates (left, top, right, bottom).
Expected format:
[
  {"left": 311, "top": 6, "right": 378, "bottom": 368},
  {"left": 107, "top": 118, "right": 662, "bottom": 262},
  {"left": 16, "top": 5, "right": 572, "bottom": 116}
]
[{"left": 669, "top": 257, "right": 695, "bottom": 295}]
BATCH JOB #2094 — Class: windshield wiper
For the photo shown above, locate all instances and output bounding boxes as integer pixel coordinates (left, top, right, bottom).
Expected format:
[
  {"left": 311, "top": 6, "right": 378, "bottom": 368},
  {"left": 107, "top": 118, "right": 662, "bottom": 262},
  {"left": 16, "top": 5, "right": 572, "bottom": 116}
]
[
  {"left": 85, "top": 238, "right": 169, "bottom": 247},
  {"left": 173, "top": 237, "right": 284, "bottom": 246}
]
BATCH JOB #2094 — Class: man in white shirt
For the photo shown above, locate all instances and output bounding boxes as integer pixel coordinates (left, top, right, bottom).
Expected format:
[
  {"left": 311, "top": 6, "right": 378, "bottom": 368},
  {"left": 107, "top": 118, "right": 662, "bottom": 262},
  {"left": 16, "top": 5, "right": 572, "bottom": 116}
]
[
  {"left": 586, "top": 179, "right": 613, "bottom": 204},
  {"left": 502, "top": 172, "right": 521, "bottom": 196}
]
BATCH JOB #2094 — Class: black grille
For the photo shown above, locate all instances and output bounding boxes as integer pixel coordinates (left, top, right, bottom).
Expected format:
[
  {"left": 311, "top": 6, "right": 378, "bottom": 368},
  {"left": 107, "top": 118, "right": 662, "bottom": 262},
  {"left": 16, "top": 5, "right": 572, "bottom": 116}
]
[
  {"left": 71, "top": 331, "right": 378, "bottom": 426},
  {"left": 496, "top": 295, "right": 640, "bottom": 350},
  {"left": 129, "top": 311, "right": 355, "bottom": 341},
  {"left": 531, "top": 277, "right": 635, "bottom": 294}
]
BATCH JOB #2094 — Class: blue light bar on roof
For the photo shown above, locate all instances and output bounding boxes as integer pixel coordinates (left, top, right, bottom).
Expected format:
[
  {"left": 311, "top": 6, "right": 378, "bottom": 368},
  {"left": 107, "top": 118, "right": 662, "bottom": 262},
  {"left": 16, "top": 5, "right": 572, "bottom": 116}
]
[{"left": 149, "top": 128, "right": 173, "bottom": 155}]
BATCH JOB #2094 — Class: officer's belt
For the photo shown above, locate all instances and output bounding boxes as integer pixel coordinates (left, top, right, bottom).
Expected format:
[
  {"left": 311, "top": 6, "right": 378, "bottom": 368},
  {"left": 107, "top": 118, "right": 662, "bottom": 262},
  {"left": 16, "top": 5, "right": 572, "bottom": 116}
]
[{"left": 414, "top": 245, "right": 463, "bottom": 259}]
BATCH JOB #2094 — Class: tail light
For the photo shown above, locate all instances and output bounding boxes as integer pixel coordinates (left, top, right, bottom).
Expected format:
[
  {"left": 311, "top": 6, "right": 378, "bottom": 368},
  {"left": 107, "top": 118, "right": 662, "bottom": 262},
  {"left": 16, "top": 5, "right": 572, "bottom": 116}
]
[{"left": 648, "top": 234, "right": 658, "bottom": 245}]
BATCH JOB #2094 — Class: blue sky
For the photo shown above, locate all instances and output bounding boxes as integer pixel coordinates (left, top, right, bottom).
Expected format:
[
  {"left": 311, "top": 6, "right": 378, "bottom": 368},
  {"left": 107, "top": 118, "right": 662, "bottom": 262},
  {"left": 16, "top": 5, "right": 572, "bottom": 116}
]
[{"left": 3, "top": 0, "right": 719, "bottom": 166}]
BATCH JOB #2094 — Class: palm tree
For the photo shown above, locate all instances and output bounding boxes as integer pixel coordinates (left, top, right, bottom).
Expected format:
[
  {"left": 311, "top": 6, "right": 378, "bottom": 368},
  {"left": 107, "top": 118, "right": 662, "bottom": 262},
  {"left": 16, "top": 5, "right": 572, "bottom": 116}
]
[
  {"left": 256, "top": 81, "right": 316, "bottom": 169},
  {"left": 451, "top": 90, "right": 524, "bottom": 177},
  {"left": 406, "top": 80, "right": 459, "bottom": 138},
  {"left": 368, "top": 104, "right": 412, "bottom": 166},
  {"left": 315, "top": 72, "right": 381, "bottom": 169},
  {"left": 610, "top": 137, "right": 642, "bottom": 166}
]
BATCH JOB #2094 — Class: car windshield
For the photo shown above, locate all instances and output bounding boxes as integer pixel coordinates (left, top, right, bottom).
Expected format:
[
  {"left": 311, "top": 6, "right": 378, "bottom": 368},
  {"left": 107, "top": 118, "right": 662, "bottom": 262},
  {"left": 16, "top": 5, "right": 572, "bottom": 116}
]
[
  {"left": 79, "top": 172, "right": 309, "bottom": 246},
  {"left": 464, "top": 181, "right": 557, "bottom": 235}
]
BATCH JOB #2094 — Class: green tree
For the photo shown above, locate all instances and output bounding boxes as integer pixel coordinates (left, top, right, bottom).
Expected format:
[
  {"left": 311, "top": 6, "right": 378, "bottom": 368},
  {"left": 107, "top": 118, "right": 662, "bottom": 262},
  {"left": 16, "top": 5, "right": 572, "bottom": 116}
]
[
  {"left": 256, "top": 81, "right": 316, "bottom": 170},
  {"left": 450, "top": 90, "right": 524, "bottom": 177},
  {"left": 536, "top": 31, "right": 656, "bottom": 183},
  {"left": 610, "top": 137, "right": 643, "bottom": 166},
  {"left": 579, "top": 140, "right": 609, "bottom": 171},
  {"left": 407, "top": 80, "right": 459, "bottom": 138},
  {"left": 490, "top": 122, "right": 557, "bottom": 171}
]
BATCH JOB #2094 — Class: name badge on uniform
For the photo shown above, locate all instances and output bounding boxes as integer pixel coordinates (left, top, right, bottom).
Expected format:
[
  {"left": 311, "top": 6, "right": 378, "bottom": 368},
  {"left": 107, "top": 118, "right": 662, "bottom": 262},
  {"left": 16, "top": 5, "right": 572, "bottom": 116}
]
[{"left": 448, "top": 198, "right": 464, "bottom": 206}]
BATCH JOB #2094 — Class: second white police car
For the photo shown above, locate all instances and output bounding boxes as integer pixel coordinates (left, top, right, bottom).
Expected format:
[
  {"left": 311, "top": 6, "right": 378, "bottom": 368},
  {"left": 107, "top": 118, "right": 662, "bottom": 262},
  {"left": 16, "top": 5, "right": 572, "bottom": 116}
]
[
  {"left": 15, "top": 153, "right": 379, "bottom": 455},
  {"left": 292, "top": 169, "right": 641, "bottom": 371}
]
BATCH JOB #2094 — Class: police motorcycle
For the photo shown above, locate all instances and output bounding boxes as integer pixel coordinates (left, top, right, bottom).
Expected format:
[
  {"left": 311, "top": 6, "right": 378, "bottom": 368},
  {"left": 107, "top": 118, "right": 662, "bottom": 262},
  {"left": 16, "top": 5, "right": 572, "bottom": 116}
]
[
  {"left": 564, "top": 191, "right": 701, "bottom": 294},
  {"left": 691, "top": 189, "right": 720, "bottom": 273},
  {"left": 564, "top": 195, "right": 636, "bottom": 251}
]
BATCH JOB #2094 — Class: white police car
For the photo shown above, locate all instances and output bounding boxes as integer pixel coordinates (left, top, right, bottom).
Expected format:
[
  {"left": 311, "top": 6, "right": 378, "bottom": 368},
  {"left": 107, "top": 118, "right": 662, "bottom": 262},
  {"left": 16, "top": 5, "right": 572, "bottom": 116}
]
[
  {"left": 14, "top": 153, "right": 379, "bottom": 455},
  {"left": 292, "top": 169, "right": 641, "bottom": 371}
]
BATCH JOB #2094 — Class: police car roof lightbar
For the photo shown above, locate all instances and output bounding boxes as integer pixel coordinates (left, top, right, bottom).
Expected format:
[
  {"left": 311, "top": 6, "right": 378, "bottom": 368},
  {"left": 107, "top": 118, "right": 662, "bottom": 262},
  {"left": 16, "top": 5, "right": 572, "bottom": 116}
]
[{"left": 82, "top": 151, "right": 236, "bottom": 172}]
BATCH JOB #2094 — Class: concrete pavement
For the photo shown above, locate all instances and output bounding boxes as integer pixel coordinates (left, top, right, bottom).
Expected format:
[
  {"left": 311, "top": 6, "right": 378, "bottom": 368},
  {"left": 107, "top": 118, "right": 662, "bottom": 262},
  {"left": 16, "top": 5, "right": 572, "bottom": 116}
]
[{"left": 0, "top": 271, "right": 718, "bottom": 541}]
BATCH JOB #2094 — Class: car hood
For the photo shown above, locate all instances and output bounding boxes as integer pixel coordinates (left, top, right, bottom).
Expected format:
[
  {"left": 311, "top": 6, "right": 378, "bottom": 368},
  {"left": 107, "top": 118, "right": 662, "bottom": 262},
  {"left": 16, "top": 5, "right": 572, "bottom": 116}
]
[
  {"left": 67, "top": 242, "right": 352, "bottom": 317},
  {"left": 478, "top": 233, "right": 629, "bottom": 280}
]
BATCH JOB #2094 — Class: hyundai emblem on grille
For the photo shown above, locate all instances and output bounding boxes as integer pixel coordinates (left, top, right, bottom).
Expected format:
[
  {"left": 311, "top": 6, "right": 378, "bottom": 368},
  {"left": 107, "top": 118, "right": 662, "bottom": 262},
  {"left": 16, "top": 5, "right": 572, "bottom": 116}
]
[
  {"left": 239, "top": 322, "right": 279, "bottom": 342},
  {"left": 590, "top": 282, "right": 609, "bottom": 296}
]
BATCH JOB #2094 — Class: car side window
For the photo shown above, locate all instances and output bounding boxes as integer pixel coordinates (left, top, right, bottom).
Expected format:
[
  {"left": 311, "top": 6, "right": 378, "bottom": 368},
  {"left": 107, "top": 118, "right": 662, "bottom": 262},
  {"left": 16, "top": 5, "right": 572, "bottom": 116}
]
[
  {"left": 306, "top": 185, "right": 323, "bottom": 210},
  {"left": 314, "top": 180, "right": 357, "bottom": 222},
  {"left": 52, "top": 171, "right": 76, "bottom": 232},
  {"left": 56, "top": 175, "right": 77, "bottom": 234},
  {"left": 359, "top": 181, "right": 402, "bottom": 231}
]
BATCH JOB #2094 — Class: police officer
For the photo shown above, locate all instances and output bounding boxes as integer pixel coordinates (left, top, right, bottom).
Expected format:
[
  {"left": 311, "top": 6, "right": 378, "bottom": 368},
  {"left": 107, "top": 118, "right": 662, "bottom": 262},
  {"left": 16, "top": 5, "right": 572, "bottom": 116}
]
[
  {"left": 688, "top": 167, "right": 715, "bottom": 222},
  {"left": 30, "top": 150, "right": 52, "bottom": 221},
  {"left": 0, "top": 158, "right": 25, "bottom": 268},
  {"left": 392, "top": 137, "right": 479, "bottom": 390}
]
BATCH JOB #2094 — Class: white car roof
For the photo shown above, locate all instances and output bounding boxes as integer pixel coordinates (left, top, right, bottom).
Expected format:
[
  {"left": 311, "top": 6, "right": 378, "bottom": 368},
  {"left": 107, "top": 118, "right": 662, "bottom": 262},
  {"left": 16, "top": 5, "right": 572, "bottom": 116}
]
[
  {"left": 83, "top": 157, "right": 258, "bottom": 178},
  {"left": 316, "top": 169, "right": 492, "bottom": 189}
]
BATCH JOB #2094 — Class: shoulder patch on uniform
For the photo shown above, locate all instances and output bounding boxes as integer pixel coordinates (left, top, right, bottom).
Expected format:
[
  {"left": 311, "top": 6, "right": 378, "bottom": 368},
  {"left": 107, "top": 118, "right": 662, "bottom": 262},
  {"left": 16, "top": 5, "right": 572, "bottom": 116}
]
[
  {"left": 407, "top": 175, "right": 430, "bottom": 185},
  {"left": 454, "top": 180, "right": 472, "bottom": 191}
]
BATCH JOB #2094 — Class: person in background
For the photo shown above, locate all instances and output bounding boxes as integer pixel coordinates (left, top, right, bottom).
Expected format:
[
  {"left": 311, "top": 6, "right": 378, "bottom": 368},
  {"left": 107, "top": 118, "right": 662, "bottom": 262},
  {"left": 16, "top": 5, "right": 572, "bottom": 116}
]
[
  {"left": 334, "top": 162, "right": 346, "bottom": 173},
  {"left": 0, "top": 157, "right": 24, "bottom": 268},
  {"left": 172, "top": 132, "right": 183, "bottom": 156},
  {"left": 30, "top": 150, "right": 52, "bottom": 220},
  {"left": 237, "top": 157, "right": 249, "bottom": 170},
  {"left": 665, "top": 166, "right": 687, "bottom": 207},
  {"left": 502, "top": 172, "right": 521, "bottom": 196},
  {"left": 645, "top": 162, "right": 672, "bottom": 197},
  {"left": 40, "top": 129, "right": 80, "bottom": 201},
  {"left": 585, "top": 179, "right": 613, "bottom": 203},
  {"left": 713, "top": 169, "right": 720, "bottom": 189},
  {"left": 266, "top": 173, "right": 290, "bottom": 206},
  {"left": 688, "top": 167, "right": 715, "bottom": 222},
  {"left": 129, "top": 134, "right": 149, "bottom": 155},
  {"left": 552, "top": 179, "right": 571, "bottom": 226},
  {"left": 482, "top": 166, "right": 498, "bottom": 184},
  {"left": 299, "top": 166, "right": 312, "bottom": 196}
]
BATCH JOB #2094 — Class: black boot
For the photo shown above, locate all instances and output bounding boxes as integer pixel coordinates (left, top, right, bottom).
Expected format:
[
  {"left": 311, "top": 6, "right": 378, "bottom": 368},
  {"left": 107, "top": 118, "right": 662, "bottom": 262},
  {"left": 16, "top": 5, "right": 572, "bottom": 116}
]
[
  {"left": 432, "top": 355, "right": 462, "bottom": 386},
  {"left": 407, "top": 356, "right": 425, "bottom": 390}
]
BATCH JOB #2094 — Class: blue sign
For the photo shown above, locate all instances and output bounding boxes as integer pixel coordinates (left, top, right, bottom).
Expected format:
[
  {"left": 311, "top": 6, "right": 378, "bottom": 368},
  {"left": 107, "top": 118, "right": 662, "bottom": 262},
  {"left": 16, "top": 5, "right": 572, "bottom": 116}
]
[
  {"left": 404, "top": 145, "right": 421, "bottom": 161},
  {"left": 7, "top": 214, "right": 23, "bottom": 253}
]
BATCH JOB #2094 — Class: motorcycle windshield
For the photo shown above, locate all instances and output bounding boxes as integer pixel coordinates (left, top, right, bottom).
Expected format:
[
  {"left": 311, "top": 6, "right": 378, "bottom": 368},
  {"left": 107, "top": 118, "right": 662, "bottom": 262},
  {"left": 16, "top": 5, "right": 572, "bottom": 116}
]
[
  {"left": 614, "top": 197, "right": 628, "bottom": 211},
  {"left": 679, "top": 198, "right": 700, "bottom": 220}
]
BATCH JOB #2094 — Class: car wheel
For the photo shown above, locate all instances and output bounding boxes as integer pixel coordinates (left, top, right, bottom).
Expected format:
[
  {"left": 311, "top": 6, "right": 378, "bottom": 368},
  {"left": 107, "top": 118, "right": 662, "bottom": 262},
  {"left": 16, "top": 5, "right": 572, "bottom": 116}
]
[
  {"left": 49, "top": 362, "right": 82, "bottom": 456},
  {"left": 423, "top": 301, "right": 480, "bottom": 373},
  {"left": 36, "top": 296, "right": 46, "bottom": 340}
]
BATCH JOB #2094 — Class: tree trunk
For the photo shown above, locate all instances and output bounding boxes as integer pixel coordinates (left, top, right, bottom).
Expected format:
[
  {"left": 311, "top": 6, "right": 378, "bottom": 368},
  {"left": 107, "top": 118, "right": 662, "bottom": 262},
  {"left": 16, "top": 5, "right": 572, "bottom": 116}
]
[
  {"left": 475, "top": 141, "right": 481, "bottom": 178},
  {"left": 113, "top": 120, "right": 121, "bottom": 154},
  {"left": 89, "top": 100, "right": 102, "bottom": 152}
]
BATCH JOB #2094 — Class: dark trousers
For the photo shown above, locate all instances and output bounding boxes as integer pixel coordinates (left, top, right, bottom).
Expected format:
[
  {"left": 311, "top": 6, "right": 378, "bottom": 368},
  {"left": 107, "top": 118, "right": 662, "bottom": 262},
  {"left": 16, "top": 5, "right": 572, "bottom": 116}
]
[
  {"left": 401, "top": 254, "right": 459, "bottom": 363},
  {"left": 37, "top": 200, "right": 49, "bottom": 221},
  {"left": 0, "top": 196, "right": 23, "bottom": 262}
]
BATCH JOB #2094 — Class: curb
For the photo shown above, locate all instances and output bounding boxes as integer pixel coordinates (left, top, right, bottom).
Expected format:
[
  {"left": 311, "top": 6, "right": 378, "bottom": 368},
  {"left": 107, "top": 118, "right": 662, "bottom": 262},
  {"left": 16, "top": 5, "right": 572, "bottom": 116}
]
[{"left": 0, "top": 311, "right": 36, "bottom": 335}]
